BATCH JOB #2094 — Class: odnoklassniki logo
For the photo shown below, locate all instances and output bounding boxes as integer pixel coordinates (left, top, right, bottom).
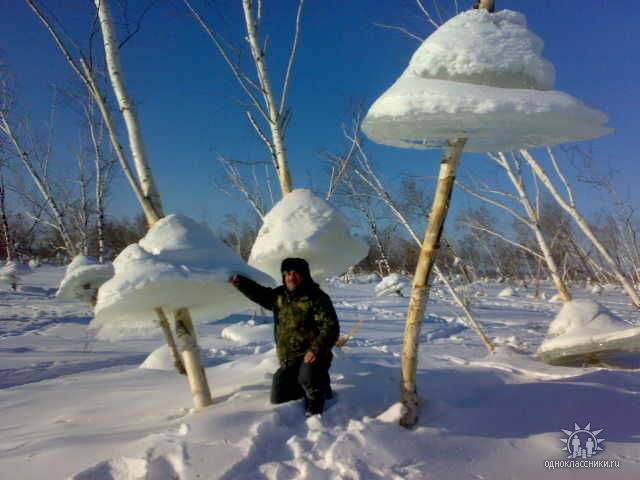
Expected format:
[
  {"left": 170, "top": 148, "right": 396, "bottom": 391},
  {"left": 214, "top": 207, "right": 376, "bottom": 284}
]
[{"left": 561, "top": 423, "right": 605, "bottom": 458}]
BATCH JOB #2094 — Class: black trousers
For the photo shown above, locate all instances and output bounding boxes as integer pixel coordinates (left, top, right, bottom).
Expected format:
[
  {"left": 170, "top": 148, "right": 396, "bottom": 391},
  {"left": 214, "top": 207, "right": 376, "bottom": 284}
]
[{"left": 270, "top": 354, "right": 332, "bottom": 404}]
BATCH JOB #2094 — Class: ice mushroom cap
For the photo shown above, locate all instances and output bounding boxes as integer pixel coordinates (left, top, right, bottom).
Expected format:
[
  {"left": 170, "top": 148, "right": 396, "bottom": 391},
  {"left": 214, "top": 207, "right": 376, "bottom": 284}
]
[
  {"left": 92, "top": 214, "right": 275, "bottom": 340},
  {"left": 362, "top": 9, "right": 611, "bottom": 153},
  {"left": 56, "top": 255, "right": 114, "bottom": 304},
  {"left": 248, "top": 189, "right": 368, "bottom": 283},
  {"left": 535, "top": 299, "right": 640, "bottom": 365},
  {"left": 409, "top": 9, "right": 555, "bottom": 90}
]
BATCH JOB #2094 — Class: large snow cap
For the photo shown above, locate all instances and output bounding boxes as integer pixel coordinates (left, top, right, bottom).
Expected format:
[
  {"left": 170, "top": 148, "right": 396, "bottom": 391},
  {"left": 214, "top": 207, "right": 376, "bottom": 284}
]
[
  {"left": 248, "top": 189, "right": 368, "bottom": 283},
  {"left": 56, "top": 255, "right": 114, "bottom": 304},
  {"left": 535, "top": 299, "right": 640, "bottom": 364},
  {"left": 362, "top": 9, "right": 611, "bottom": 153},
  {"left": 92, "top": 214, "right": 274, "bottom": 339}
]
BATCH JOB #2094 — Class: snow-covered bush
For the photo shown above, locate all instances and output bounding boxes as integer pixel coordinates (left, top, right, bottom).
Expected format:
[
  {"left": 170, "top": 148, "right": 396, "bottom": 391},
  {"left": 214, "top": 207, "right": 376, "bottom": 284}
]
[
  {"left": 92, "top": 214, "right": 274, "bottom": 339},
  {"left": 56, "top": 255, "right": 114, "bottom": 305},
  {"left": 248, "top": 189, "right": 368, "bottom": 283}
]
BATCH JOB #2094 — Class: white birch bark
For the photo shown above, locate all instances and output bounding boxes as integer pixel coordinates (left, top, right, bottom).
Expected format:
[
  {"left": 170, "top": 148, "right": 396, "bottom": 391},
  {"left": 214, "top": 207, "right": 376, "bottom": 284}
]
[
  {"left": 86, "top": 103, "right": 107, "bottom": 262},
  {"left": 0, "top": 173, "right": 12, "bottom": 261},
  {"left": 95, "top": 0, "right": 164, "bottom": 223},
  {"left": 174, "top": 308, "right": 213, "bottom": 408},
  {"left": 521, "top": 149, "right": 640, "bottom": 308},
  {"left": 241, "top": 0, "right": 293, "bottom": 196},
  {"left": 25, "top": 0, "right": 161, "bottom": 227}
]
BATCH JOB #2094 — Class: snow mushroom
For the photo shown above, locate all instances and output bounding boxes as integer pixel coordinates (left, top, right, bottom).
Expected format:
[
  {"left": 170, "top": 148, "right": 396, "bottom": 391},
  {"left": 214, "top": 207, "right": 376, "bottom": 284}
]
[
  {"left": 362, "top": 9, "right": 612, "bottom": 153},
  {"left": 91, "top": 214, "right": 274, "bottom": 340},
  {"left": 56, "top": 255, "right": 114, "bottom": 305},
  {"left": 248, "top": 189, "right": 368, "bottom": 283},
  {"left": 535, "top": 299, "right": 640, "bottom": 366}
]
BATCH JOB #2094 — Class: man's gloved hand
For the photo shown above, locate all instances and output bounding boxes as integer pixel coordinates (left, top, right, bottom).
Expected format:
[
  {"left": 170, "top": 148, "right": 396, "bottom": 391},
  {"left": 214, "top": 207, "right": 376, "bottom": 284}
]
[
  {"left": 304, "top": 351, "right": 317, "bottom": 363},
  {"left": 229, "top": 274, "right": 242, "bottom": 286}
]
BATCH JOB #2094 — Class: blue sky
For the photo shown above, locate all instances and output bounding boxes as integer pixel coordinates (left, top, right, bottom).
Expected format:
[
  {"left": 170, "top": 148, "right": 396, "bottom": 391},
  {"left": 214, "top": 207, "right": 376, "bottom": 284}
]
[{"left": 2, "top": 0, "right": 638, "bottom": 231}]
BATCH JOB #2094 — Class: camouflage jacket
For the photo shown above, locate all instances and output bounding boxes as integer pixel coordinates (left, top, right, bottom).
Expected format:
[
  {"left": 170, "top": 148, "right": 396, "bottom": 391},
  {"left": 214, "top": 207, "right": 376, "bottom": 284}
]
[{"left": 234, "top": 276, "right": 339, "bottom": 365}]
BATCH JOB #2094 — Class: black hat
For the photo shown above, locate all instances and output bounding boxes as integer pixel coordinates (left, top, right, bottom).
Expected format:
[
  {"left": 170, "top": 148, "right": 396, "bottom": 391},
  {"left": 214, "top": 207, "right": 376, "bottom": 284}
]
[{"left": 280, "top": 258, "right": 311, "bottom": 277}]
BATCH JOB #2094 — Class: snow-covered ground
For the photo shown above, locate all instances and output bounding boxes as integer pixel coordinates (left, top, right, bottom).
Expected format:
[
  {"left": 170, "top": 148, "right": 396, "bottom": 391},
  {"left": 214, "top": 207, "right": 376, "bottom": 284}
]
[{"left": 1, "top": 267, "right": 639, "bottom": 479}]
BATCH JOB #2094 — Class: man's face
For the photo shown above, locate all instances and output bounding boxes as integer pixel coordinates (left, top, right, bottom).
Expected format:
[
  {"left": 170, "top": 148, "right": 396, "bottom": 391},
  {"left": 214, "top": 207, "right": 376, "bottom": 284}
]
[{"left": 284, "top": 270, "right": 304, "bottom": 291}]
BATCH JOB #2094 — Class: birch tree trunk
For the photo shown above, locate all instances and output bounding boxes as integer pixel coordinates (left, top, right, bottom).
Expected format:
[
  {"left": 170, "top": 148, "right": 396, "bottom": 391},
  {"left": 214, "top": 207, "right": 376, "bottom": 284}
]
[
  {"left": 521, "top": 149, "right": 640, "bottom": 308},
  {"left": 0, "top": 174, "right": 12, "bottom": 261},
  {"left": 174, "top": 308, "right": 213, "bottom": 408},
  {"left": 155, "top": 307, "right": 187, "bottom": 375},
  {"left": 87, "top": 106, "right": 107, "bottom": 263},
  {"left": 400, "top": 138, "right": 466, "bottom": 428},
  {"left": 0, "top": 114, "right": 76, "bottom": 256},
  {"left": 95, "top": 0, "right": 164, "bottom": 224},
  {"left": 496, "top": 153, "right": 571, "bottom": 301},
  {"left": 241, "top": 0, "right": 293, "bottom": 196}
]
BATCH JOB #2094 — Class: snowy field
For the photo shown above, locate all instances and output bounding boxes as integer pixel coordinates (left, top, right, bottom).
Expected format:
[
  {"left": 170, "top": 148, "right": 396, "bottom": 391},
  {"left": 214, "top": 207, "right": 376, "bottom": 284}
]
[{"left": 1, "top": 266, "right": 640, "bottom": 480}]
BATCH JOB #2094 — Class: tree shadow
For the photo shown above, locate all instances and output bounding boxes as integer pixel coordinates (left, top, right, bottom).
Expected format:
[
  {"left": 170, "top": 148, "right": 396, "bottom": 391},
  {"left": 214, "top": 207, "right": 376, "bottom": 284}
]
[{"left": 418, "top": 367, "right": 640, "bottom": 443}]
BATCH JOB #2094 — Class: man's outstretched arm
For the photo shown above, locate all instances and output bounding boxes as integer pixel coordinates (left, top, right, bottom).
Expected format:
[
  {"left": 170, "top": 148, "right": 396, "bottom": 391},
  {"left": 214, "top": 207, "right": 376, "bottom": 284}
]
[{"left": 229, "top": 274, "right": 277, "bottom": 311}]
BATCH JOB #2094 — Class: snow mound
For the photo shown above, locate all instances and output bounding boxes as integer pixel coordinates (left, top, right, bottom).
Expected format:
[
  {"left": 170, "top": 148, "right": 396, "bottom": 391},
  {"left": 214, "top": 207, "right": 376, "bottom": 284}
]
[
  {"left": 376, "top": 402, "right": 407, "bottom": 423},
  {"left": 92, "top": 214, "right": 275, "bottom": 340},
  {"left": 374, "top": 273, "right": 410, "bottom": 297},
  {"left": 56, "top": 255, "right": 114, "bottom": 304},
  {"left": 221, "top": 322, "right": 273, "bottom": 344},
  {"left": 248, "top": 189, "right": 368, "bottom": 283},
  {"left": 497, "top": 287, "right": 517, "bottom": 297},
  {"left": 362, "top": 9, "right": 611, "bottom": 153},
  {"left": 591, "top": 284, "right": 603, "bottom": 295},
  {"left": 536, "top": 299, "right": 640, "bottom": 364},
  {"left": 139, "top": 344, "right": 181, "bottom": 371},
  {"left": 546, "top": 299, "right": 625, "bottom": 339}
]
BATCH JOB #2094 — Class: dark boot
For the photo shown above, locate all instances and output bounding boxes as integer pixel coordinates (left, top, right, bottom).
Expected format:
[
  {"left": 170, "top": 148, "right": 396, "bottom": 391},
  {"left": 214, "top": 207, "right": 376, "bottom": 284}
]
[{"left": 304, "top": 396, "right": 325, "bottom": 417}]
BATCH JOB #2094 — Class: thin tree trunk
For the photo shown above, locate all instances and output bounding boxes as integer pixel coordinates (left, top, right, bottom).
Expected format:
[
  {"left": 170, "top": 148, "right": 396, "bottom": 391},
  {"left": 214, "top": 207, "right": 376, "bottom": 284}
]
[
  {"left": 400, "top": 138, "right": 466, "bottom": 428},
  {"left": 0, "top": 174, "right": 12, "bottom": 261},
  {"left": 88, "top": 109, "right": 107, "bottom": 263},
  {"left": 0, "top": 115, "right": 76, "bottom": 256},
  {"left": 95, "top": 0, "right": 164, "bottom": 223},
  {"left": 521, "top": 149, "right": 640, "bottom": 308},
  {"left": 174, "top": 308, "right": 213, "bottom": 408},
  {"left": 242, "top": 0, "right": 293, "bottom": 196},
  {"left": 496, "top": 153, "right": 571, "bottom": 301},
  {"left": 154, "top": 307, "right": 187, "bottom": 375}
]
